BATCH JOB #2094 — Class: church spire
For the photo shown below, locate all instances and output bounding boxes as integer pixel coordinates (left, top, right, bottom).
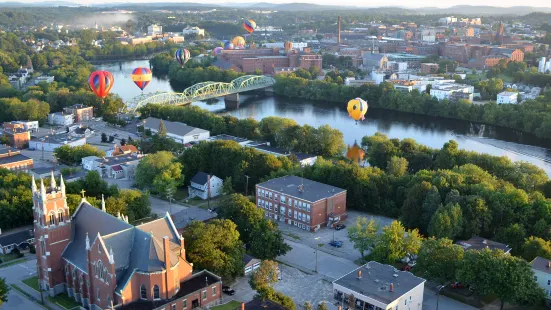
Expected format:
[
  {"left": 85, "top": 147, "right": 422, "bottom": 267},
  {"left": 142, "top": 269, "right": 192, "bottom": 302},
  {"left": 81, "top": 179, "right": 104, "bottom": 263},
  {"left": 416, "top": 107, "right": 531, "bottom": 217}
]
[
  {"left": 50, "top": 170, "right": 56, "bottom": 189},
  {"left": 31, "top": 174, "right": 37, "bottom": 193},
  {"left": 85, "top": 232, "right": 90, "bottom": 250},
  {"left": 101, "top": 194, "right": 106, "bottom": 212},
  {"left": 59, "top": 173, "right": 65, "bottom": 196},
  {"left": 109, "top": 247, "right": 114, "bottom": 264},
  {"left": 40, "top": 178, "right": 47, "bottom": 202}
]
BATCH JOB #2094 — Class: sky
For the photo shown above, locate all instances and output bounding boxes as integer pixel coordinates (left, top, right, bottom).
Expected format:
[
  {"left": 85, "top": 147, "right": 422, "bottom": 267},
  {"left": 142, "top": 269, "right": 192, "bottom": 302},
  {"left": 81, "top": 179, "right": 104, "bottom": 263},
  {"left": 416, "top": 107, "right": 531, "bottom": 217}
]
[{"left": 15, "top": 0, "right": 551, "bottom": 8}]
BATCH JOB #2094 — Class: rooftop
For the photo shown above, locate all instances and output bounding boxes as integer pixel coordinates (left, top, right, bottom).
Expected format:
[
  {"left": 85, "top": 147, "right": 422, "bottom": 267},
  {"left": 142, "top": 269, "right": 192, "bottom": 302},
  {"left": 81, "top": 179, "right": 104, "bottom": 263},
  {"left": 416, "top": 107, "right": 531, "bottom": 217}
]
[
  {"left": 333, "top": 261, "right": 425, "bottom": 305},
  {"left": 456, "top": 236, "right": 512, "bottom": 253},
  {"left": 257, "top": 175, "right": 346, "bottom": 203},
  {"left": 531, "top": 257, "right": 551, "bottom": 275},
  {"left": 243, "top": 299, "right": 288, "bottom": 310},
  {"left": 0, "top": 153, "right": 32, "bottom": 166},
  {"left": 31, "top": 133, "right": 85, "bottom": 144},
  {"left": 208, "top": 134, "right": 249, "bottom": 144},
  {"left": 0, "top": 146, "right": 19, "bottom": 156},
  {"left": 498, "top": 91, "right": 518, "bottom": 96},
  {"left": 0, "top": 228, "right": 34, "bottom": 247},
  {"left": 144, "top": 117, "right": 208, "bottom": 137}
]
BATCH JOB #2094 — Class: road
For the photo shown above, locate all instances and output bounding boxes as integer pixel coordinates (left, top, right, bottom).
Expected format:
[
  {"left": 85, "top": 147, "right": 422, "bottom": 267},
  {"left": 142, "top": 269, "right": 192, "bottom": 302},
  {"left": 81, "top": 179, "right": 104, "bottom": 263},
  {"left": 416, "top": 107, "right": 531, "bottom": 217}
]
[{"left": 1, "top": 258, "right": 47, "bottom": 310}]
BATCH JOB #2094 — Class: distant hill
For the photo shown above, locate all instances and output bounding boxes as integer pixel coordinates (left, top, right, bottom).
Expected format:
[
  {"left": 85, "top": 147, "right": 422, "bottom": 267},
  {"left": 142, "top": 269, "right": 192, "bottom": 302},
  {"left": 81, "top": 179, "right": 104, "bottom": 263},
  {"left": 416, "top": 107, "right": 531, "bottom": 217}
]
[
  {"left": 0, "top": 1, "right": 80, "bottom": 7},
  {"left": 415, "top": 5, "right": 551, "bottom": 15}
]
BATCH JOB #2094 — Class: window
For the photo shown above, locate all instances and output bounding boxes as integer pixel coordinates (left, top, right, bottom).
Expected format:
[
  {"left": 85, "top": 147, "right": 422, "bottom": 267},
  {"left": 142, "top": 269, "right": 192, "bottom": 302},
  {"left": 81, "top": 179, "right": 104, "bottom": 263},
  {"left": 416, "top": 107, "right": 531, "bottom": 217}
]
[
  {"left": 294, "top": 211, "right": 297, "bottom": 219},
  {"left": 288, "top": 210, "right": 291, "bottom": 217},
  {"left": 97, "top": 261, "right": 103, "bottom": 279},
  {"left": 202, "top": 290, "right": 207, "bottom": 300},
  {"left": 405, "top": 299, "right": 407, "bottom": 305},
  {"left": 274, "top": 206, "right": 278, "bottom": 213},
  {"left": 40, "top": 240, "right": 46, "bottom": 255},
  {"left": 307, "top": 204, "right": 311, "bottom": 212},
  {"left": 257, "top": 189, "right": 260, "bottom": 195},
  {"left": 212, "top": 286, "right": 217, "bottom": 296},
  {"left": 98, "top": 243, "right": 101, "bottom": 254},
  {"left": 140, "top": 285, "right": 147, "bottom": 299},
  {"left": 307, "top": 215, "right": 311, "bottom": 222},
  {"left": 280, "top": 196, "right": 286, "bottom": 204},
  {"left": 535, "top": 276, "right": 538, "bottom": 281},
  {"left": 193, "top": 135, "right": 199, "bottom": 140},
  {"left": 548, "top": 280, "right": 550, "bottom": 286},
  {"left": 280, "top": 206, "right": 285, "bottom": 214},
  {"left": 269, "top": 192, "right": 273, "bottom": 199},
  {"left": 172, "top": 304, "right": 177, "bottom": 310},
  {"left": 264, "top": 192, "right": 268, "bottom": 198},
  {"left": 49, "top": 213, "right": 55, "bottom": 225},
  {"left": 153, "top": 285, "right": 160, "bottom": 299},
  {"left": 183, "top": 300, "right": 187, "bottom": 309},
  {"left": 97, "top": 288, "right": 100, "bottom": 301},
  {"left": 57, "top": 210, "right": 64, "bottom": 223}
]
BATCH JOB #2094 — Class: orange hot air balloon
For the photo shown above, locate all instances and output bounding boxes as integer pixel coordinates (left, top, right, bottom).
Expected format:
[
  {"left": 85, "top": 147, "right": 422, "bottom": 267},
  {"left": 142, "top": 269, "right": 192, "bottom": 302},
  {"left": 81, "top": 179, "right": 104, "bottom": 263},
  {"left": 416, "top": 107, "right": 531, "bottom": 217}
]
[
  {"left": 346, "top": 142, "right": 365, "bottom": 165},
  {"left": 232, "top": 36, "right": 245, "bottom": 48},
  {"left": 89, "top": 70, "right": 114, "bottom": 104}
]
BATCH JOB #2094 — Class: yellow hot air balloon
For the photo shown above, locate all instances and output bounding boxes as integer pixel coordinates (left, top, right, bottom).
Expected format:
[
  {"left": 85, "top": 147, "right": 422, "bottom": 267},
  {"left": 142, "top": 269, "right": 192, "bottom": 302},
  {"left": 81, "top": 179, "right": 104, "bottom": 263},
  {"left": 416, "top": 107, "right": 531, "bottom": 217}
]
[
  {"left": 347, "top": 98, "right": 368, "bottom": 123},
  {"left": 232, "top": 36, "right": 246, "bottom": 47},
  {"left": 346, "top": 142, "right": 365, "bottom": 165}
]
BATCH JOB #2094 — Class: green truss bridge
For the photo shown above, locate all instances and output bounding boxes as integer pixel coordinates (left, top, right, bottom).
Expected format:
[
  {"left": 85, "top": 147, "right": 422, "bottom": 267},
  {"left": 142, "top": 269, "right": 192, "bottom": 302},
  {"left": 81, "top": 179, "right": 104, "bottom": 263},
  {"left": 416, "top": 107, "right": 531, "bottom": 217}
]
[{"left": 124, "top": 75, "right": 276, "bottom": 113}]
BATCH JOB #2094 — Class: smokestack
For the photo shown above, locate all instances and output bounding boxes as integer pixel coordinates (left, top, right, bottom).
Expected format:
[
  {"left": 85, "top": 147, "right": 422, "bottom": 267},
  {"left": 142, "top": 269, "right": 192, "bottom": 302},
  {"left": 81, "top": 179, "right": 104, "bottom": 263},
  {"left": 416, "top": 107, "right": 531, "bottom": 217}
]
[
  {"left": 337, "top": 16, "right": 341, "bottom": 47},
  {"left": 241, "top": 302, "right": 245, "bottom": 310},
  {"left": 389, "top": 283, "right": 394, "bottom": 292},
  {"left": 357, "top": 269, "right": 362, "bottom": 279}
]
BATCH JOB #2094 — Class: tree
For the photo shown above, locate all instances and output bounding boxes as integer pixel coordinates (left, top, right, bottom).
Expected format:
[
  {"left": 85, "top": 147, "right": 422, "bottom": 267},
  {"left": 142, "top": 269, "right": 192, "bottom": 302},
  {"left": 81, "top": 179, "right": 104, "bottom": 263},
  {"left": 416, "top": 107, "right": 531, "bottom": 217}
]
[
  {"left": 387, "top": 156, "right": 408, "bottom": 177},
  {"left": 0, "top": 277, "right": 8, "bottom": 307},
  {"left": 347, "top": 217, "right": 379, "bottom": 258},
  {"left": 182, "top": 219, "right": 245, "bottom": 279},
  {"left": 317, "top": 302, "right": 328, "bottom": 310},
  {"left": 222, "top": 176, "right": 234, "bottom": 195},
  {"left": 250, "top": 260, "right": 279, "bottom": 290},
  {"left": 54, "top": 144, "right": 105, "bottom": 165},
  {"left": 415, "top": 238, "right": 464, "bottom": 284},
  {"left": 457, "top": 248, "right": 545, "bottom": 310},
  {"left": 108, "top": 135, "right": 115, "bottom": 143},
  {"left": 120, "top": 138, "right": 126, "bottom": 146},
  {"left": 135, "top": 151, "right": 183, "bottom": 195},
  {"left": 496, "top": 224, "right": 526, "bottom": 256},
  {"left": 522, "top": 236, "right": 551, "bottom": 262},
  {"left": 101, "top": 133, "right": 108, "bottom": 143},
  {"left": 304, "top": 302, "right": 314, "bottom": 310},
  {"left": 372, "top": 221, "right": 423, "bottom": 264},
  {"left": 217, "top": 194, "right": 290, "bottom": 259},
  {"left": 158, "top": 119, "right": 168, "bottom": 137},
  {"left": 427, "top": 203, "right": 463, "bottom": 240}
]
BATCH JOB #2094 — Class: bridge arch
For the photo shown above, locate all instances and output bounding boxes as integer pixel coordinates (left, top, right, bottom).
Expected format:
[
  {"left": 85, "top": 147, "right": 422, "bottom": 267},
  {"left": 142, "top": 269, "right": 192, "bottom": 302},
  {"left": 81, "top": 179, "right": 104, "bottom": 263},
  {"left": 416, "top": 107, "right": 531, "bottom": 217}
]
[{"left": 124, "top": 75, "right": 275, "bottom": 113}]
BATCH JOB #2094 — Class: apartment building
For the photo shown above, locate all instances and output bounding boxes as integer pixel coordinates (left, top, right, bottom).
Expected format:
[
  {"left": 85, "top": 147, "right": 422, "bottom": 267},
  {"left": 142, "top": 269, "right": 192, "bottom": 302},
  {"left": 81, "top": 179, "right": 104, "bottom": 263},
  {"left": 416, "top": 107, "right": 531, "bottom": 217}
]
[{"left": 256, "top": 176, "right": 347, "bottom": 232}]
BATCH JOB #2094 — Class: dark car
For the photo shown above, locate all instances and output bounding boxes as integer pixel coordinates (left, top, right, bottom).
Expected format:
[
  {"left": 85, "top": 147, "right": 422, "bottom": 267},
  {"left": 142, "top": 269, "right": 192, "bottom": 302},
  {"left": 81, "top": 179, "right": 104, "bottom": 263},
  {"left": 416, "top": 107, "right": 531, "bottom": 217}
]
[
  {"left": 329, "top": 240, "right": 343, "bottom": 248},
  {"left": 334, "top": 224, "right": 346, "bottom": 230},
  {"left": 222, "top": 286, "right": 235, "bottom": 295}
]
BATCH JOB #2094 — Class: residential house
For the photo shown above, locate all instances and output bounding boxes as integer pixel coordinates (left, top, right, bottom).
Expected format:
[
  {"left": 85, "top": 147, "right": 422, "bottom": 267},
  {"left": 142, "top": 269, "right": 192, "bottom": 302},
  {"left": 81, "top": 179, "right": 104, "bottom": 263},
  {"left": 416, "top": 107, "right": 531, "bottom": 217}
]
[
  {"left": 48, "top": 112, "right": 74, "bottom": 126},
  {"left": 106, "top": 145, "right": 139, "bottom": 157},
  {"left": 0, "top": 228, "right": 35, "bottom": 254},
  {"left": 497, "top": 91, "right": 518, "bottom": 104},
  {"left": 95, "top": 154, "right": 142, "bottom": 179},
  {"left": 188, "top": 172, "right": 223, "bottom": 200},
  {"left": 63, "top": 104, "right": 94, "bottom": 122},
  {"left": 456, "top": 235, "right": 512, "bottom": 254},
  {"left": 243, "top": 254, "right": 262, "bottom": 275},
  {"left": 530, "top": 256, "right": 551, "bottom": 301},
  {"left": 333, "top": 261, "right": 426, "bottom": 310},
  {"left": 256, "top": 175, "right": 347, "bottom": 232}
]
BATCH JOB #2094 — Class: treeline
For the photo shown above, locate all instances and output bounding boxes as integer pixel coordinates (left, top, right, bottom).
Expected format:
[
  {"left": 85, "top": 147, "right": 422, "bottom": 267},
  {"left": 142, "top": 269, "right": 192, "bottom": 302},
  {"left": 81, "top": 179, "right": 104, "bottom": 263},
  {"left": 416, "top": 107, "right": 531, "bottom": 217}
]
[
  {"left": 167, "top": 62, "right": 246, "bottom": 87},
  {"left": 274, "top": 74, "right": 551, "bottom": 139},
  {"left": 140, "top": 105, "right": 345, "bottom": 157}
]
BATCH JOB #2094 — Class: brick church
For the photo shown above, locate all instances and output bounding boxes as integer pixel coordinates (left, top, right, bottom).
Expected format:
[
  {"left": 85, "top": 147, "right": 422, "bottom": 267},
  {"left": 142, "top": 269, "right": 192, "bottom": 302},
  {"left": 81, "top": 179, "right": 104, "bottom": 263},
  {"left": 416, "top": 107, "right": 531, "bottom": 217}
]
[{"left": 32, "top": 172, "right": 222, "bottom": 310}]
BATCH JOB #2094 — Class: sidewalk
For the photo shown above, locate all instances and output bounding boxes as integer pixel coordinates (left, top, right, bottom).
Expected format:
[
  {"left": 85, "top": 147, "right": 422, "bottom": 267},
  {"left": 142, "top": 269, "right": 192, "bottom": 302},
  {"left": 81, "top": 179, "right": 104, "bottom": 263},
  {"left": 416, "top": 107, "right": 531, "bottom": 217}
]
[{"left": 12, "top": 281, "right": 65, "bottom": 310}]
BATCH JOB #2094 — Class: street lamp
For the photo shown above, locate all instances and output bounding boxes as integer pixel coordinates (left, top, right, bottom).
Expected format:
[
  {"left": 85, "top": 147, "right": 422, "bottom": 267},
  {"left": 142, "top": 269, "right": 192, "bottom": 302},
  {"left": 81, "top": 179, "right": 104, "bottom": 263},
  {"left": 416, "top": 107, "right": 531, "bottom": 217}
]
[
  {"left": 314, "top": 237, "right": 320, "bottom": 273},
  {"left": 436, "top": 284, "right": 447, "bottom": 310}
]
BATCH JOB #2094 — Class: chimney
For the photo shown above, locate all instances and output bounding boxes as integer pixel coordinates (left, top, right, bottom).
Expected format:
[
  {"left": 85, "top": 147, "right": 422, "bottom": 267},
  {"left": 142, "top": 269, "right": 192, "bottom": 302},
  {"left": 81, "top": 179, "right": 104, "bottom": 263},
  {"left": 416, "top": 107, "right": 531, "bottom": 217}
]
[
  {"left": 337, "top": 16, "right": 341, "bottom": 47},
  {"left": 357, "top": 269, "right": 362, "bottom": 279},
  {"left": 389, "top": 283, "right": 394, "bottom": 292},
  {"left": 338, "top": 306, "right": 342, "bottom": 310},
  {"left": 241, "top": 302, "right": 245, "bottom": 310}
]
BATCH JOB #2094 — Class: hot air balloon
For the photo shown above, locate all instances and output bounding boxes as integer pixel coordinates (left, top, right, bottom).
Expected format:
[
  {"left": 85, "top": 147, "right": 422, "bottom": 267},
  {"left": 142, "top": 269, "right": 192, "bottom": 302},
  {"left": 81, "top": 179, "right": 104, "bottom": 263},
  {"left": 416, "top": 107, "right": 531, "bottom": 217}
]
[
  {"left": 243, "top": 19, "right": 256, "bottom": 34},
  {"left": 89, "top": 70, "right": 114, "bottom": 104},
  {"left": 346, "top": 142, "right": 365, "bottom": 165},
  {"left": 224, "top": 41, "right": 234, "bottom": 50},
  {"left": 232, "top": 36, "right": 245, "bottom": 48},
  {"left": 175, "top": 48, "right": 191, "bottom": 68},
  {"left": 131, "top": 67, "right": 152, "bottom": 91},
  {"left": 212, "top": 46, "right": 223, "bottom": 56},
  {"left": 347, "top": 98, "right": 368, "bottom": 123}
]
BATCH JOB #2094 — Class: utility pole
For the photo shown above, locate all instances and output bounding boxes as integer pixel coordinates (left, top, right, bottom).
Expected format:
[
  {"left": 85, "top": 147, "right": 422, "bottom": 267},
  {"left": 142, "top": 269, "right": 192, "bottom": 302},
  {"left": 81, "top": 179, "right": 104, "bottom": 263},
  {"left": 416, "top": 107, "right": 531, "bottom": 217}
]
[
  {"left": 207, "top": 174, "right": 211, "bottom": 210},
  {"left": 244, "top": 175, "right": 250, "bottom": 197},
  {"left": 166, "top": 186, "right": 174, "bottom": 215},
  {"left": 36, "top": 264, "right": 44, "bottom": 305},
  {"left": 315, "top": 249, "right": 318, "bottom": 273}
]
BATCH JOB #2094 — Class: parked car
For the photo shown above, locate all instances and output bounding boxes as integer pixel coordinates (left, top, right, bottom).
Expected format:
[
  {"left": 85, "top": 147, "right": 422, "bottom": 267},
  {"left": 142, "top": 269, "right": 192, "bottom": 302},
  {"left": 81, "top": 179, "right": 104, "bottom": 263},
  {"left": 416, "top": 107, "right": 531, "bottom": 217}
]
[
  {"left": 222, "top": 286, "right": 235, "bottom": 295},
  {"left": 334, "top": 224, "right": 346, "bottom": 230},
  {"left": 329, "top": 240, "right": 343, "bottom": 248},
  {"left": 450, "top": 282, "right": 464, "bottom": 289},
  {"left": 400, "top": 265, "right": 413, "bottom": 272}
]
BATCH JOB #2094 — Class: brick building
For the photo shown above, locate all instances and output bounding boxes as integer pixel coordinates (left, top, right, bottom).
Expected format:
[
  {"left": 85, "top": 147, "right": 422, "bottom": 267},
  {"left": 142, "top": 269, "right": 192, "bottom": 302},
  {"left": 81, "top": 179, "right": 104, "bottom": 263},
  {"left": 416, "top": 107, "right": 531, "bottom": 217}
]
[
  {"left": 256, "top": 176, "right": 347, "bottom": 232},
  {"left": 3, "top": 121, "right": 30, "bottom": 148},
  {"left": 63, "top": 104, "right": 94, "bottom": 122},
  {"left": 0, "top": 146, "right": 33, "bottom": 170},
  {"left": 420, "top": 63, "right": 439, "bottom": 74},
  {"left": 32, "top": 173, "right": 222, "bottom": 309}
]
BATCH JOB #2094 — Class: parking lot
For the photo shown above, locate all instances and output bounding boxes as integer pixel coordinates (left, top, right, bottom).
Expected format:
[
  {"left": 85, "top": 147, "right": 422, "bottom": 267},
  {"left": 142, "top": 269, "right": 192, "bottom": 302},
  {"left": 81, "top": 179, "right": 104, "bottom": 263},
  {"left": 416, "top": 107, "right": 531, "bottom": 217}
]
[{"left": 278, "top": 210, "right": 395, "bottom": 262}]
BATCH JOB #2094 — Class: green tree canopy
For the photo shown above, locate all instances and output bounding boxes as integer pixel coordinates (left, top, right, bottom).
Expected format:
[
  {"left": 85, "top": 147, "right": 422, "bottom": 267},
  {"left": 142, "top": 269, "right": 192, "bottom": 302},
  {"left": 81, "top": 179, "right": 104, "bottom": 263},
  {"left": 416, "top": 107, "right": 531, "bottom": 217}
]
[
  {"left": 415, "top": 238, "right": 464, "bottom": 284},
  {"left": 347, "top": 216, "right": 379, "bottom": 258}
]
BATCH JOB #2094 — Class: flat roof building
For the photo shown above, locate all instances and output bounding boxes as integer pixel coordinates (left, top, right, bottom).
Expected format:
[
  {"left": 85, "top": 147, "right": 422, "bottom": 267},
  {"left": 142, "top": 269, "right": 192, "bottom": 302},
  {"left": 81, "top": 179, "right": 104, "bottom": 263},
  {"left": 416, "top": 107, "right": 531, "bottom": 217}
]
[
  {"left": 256, "top": 175, "right": 347, "bottom": 232},
  {"left": 0, "top": 146, "right": 33, "bottom": 171},
  {"left": 143, "top": 117, "right": 210, "bottom": 144},
  {"left": 333, "top": 261, "right": 426, "bottom": 310},
  {"left": 456, "top": 235, "right": 512, "bottom": 254}
]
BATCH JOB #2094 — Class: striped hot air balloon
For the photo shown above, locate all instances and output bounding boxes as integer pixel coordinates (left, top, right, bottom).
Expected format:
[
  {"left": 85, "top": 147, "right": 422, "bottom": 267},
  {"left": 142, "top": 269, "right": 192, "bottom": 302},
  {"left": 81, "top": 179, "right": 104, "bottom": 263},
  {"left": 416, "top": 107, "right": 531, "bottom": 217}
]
[
  {"left": 88, "top": 70, "right": 114, "bottom": 104},
  {"left": 131, "top": 67, "right": 152, "bottom": 91},
  {"left": 243, "top": 19, "right": 256, "bottom": 34},
  {"left": 175, "top": 48, "right": 191, "bottom": 67}
]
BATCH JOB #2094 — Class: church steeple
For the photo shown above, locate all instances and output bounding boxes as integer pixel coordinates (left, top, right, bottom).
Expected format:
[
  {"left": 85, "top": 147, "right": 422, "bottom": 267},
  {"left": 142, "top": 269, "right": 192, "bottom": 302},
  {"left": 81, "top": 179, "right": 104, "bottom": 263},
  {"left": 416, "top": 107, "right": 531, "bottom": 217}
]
[
  {"left": 101, "top": 194, "right": 106, "bottom": 212},
  {"left": 31, "top": 175, "right": 37, "bottom": 193},
  {"left": 50, "top": 170, "right": 56, "bottom": 189},
  {"left": 40, "top": 178, "right": 47, "bottom": 202},
  {"left": 59, "top": 174, "right": 65, "bottom": 196}
]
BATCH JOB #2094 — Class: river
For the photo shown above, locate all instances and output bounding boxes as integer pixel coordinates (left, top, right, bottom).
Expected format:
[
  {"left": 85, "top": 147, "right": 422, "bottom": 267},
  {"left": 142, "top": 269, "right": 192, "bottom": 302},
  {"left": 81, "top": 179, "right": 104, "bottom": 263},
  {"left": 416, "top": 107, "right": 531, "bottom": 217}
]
[{"left": 97, "top": 60, "right": 551, "bottom": 174}]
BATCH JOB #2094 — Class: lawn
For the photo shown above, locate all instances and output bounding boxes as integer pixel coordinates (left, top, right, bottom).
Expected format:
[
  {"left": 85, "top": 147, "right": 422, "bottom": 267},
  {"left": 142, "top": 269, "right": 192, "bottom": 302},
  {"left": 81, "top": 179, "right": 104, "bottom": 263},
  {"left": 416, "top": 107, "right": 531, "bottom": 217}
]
[
  {"left": 0, "top": 258, "right": 27, "bottom": 268},
  {"left": 212, "top": 300, "right": 242, "bottom": 310},
  {"left": 22, "top": 276, "right": 40, "bottom": 292},
  {"left": 0, "top": 252, "right": 21, "bottom": 262},
  {"left": 49, "top": 293, "right": 82, "bottom": 309}
]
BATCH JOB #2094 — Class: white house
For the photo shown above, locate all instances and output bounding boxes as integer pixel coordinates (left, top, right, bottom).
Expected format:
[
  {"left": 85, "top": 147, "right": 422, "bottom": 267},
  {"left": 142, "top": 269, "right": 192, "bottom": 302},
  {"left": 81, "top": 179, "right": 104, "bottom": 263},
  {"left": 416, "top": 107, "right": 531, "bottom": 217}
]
[
  {"left": 370, "top": 71, "right": 385, "bottom": 85},
  {"left": 48, "top": 112, "right": 74, "bottom": 126},
  {"left": 29, "top": 134, "right": 86, "bottom": 152},
  {"left": 497, "top": 91, "right": 518, "bottom": 104},
  {"left": 14, "top": 120, "right": 39, "bottom": 132},
  {"left": 81, "top": 156, "right": 101, "bottom": 171},
  {"left": 333, "top": 261, "right": 426, "bottom": 310},
  {"left": 147, "top": 24, "right": 162, "bottom": 36},
  {"left": 531, "top": 257, "right": 551, "bottom": 300},
  {"left": 143, "top": 117, "right": 210, "bottom": 144},
  {"left": 430, "top": 83, "right": 474, "bottom": 102},
  {"left": 188, "top": 172, "right": 223, "bottom": 200},
  {"left": 182, "top": 26, "right": 205, "bottom": 37}
]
